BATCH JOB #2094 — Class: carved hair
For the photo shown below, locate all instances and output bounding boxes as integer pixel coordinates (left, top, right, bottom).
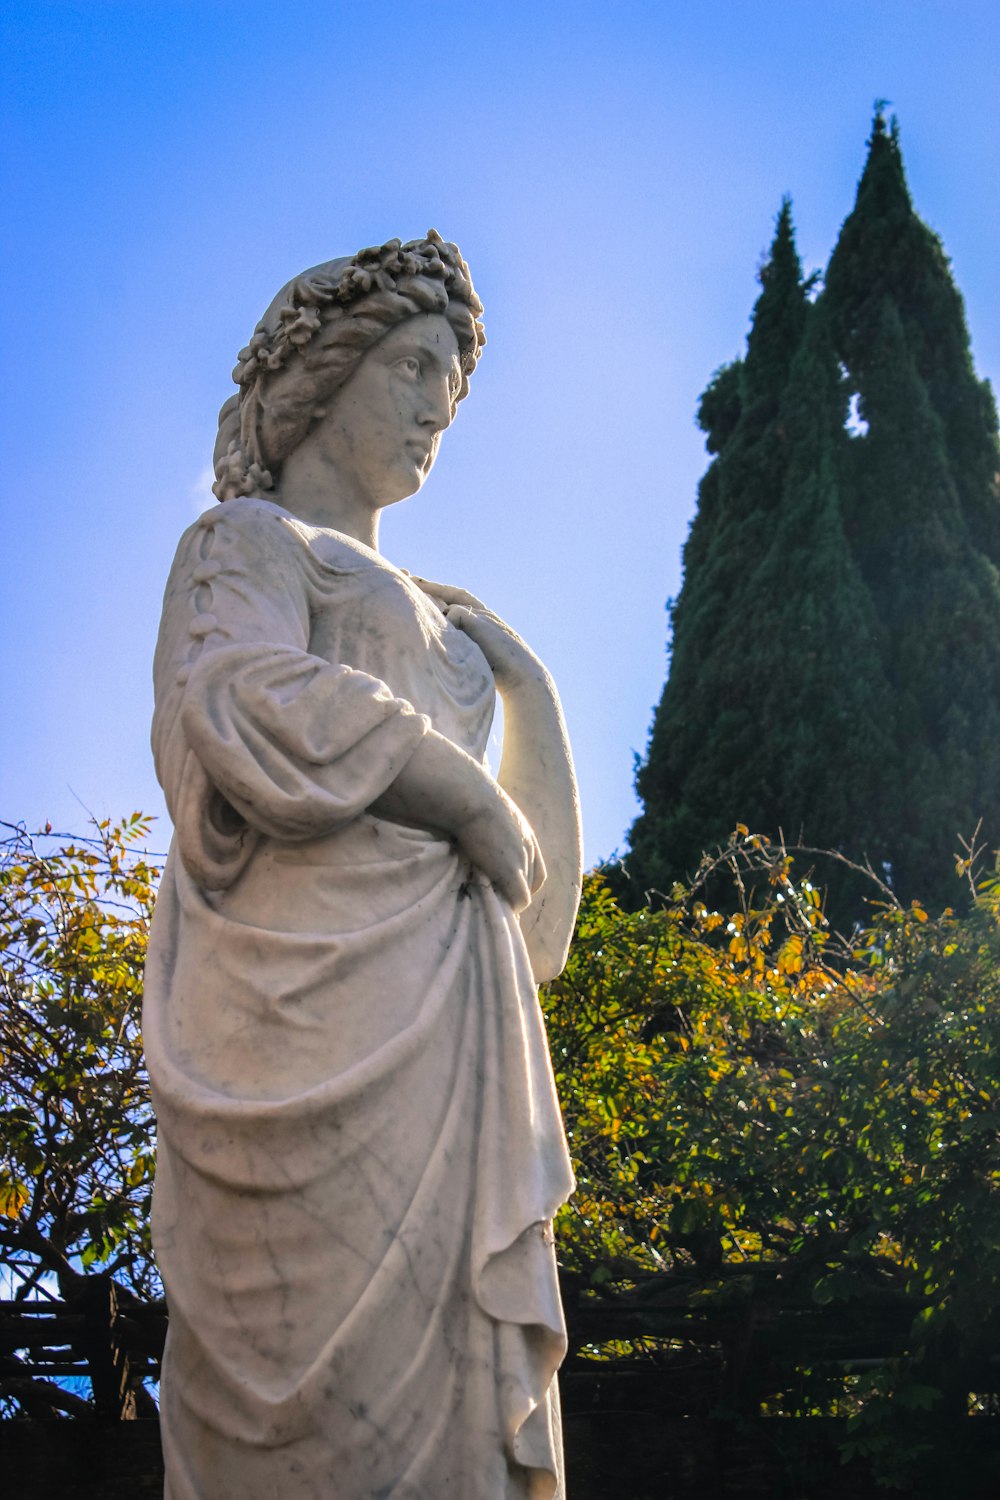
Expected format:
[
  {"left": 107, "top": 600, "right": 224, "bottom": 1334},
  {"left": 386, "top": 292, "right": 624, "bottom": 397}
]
[{"left": 212, "top": 230, "right": 486, "bottom": 501}]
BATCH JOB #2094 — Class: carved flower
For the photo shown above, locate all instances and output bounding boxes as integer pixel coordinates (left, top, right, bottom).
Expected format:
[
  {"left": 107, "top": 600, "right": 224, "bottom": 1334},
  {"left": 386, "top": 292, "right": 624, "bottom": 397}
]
[
  {"left": 218, "top": 440, "right": 243, "bottom": 476},
  {"left": 279, "top": 304, "right": 322, "bottom": 347},
  {"left": 245, "top": 461, "right": 274, "bottom": 493},
  {"left": 212, "top": 440, "right": 248, "bottom": 499},
  {"left": 232, "top": 329, "right": 275, "bottom": 384},
  {"left": 341, "top": 267, "right": 373, "bottom": 296},
  {"left": 298, "top": 277, "right": 336, "bottom": 306}
]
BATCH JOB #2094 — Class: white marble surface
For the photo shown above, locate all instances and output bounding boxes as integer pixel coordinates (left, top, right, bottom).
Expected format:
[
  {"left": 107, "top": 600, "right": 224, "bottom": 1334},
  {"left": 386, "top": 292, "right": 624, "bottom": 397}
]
[{"left": 144, "top": 235, "right": 583, "bottom": 1498}]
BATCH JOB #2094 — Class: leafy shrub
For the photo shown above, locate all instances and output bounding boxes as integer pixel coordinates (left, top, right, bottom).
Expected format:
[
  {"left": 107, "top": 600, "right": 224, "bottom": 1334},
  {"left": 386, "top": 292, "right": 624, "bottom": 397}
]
[
  {"left": 0, "top": 816, "right": 160, "bottom": 1303},
  {"left": 544, "top": 832, "right": 1000, "bottom": 1488}
]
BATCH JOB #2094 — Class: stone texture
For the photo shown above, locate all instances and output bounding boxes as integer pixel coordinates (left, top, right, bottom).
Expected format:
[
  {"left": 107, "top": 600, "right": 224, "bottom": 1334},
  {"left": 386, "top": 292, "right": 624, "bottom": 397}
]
[{"left": 145, "top": 235, "right": 582, "bottom": 1499}]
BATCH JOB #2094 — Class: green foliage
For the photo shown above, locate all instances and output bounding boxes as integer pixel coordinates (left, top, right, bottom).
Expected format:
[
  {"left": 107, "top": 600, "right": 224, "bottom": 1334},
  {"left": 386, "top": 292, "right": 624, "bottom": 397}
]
[
  {"left": 824, "top": 113, "right": 1000, "bottom": 907},
  {"left": 826, "top": 112, "right": 1000, "bottom": 566},
  {"left": 544, "top": 839, "right": 1000, "bottom": 1489},
  {"left": 629, "top": 111, "right": 1000, "bottom": 917},
  {"left": 0, "top": 817, "right": 161, "bottom": 1303},
  {"left": 742, "top": 197, "right": 809, "bottom": 422},
  {"left": 631, "top": 204, "right": 891, "bottom": 914}
]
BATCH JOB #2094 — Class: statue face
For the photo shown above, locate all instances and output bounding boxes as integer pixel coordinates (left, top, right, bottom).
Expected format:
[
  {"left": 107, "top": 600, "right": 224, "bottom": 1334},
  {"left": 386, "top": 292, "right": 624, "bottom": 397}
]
[{"left": 314, "top": 312, "right": 462, "bottom": 508}]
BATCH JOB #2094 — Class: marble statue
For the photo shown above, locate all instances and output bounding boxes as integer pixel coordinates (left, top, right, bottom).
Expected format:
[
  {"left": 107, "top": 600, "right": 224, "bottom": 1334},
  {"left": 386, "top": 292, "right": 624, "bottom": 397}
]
[{"left": 143, "top": 231, "right": 583, "bottom": 1499}]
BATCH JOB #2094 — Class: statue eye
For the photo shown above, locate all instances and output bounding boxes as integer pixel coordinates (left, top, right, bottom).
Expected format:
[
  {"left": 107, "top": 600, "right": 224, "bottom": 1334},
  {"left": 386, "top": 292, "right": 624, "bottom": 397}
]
[{"left": 395, "top": 356, "right": 421, "bottom": 379}]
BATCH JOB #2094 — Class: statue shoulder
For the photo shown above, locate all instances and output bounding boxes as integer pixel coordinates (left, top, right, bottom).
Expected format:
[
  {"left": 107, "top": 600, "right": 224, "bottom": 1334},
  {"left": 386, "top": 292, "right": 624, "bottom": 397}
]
[{"left": 172, "top": 497, "right": 310, "bottom": 581}]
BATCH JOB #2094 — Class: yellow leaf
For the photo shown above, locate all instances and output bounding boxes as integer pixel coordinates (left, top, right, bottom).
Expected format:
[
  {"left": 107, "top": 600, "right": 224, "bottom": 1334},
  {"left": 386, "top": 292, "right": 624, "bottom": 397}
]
[
  {"left": 778, "top": 935, "right": 804, "bottom": 976},
  {"left": 0, "top": 1178, "right": 29, "bottom": 1219}
]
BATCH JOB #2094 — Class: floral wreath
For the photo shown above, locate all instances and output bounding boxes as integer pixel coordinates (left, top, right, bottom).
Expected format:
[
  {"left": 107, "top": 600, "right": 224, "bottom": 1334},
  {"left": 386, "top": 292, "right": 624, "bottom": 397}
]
[{"left": 235, "top": 229, "right": 483, "bottom": 386}]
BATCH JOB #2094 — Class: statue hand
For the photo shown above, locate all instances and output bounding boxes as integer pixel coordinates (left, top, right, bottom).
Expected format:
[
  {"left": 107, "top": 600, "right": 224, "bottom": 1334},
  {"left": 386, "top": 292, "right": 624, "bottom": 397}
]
[
  {"left": 456, "top": 784, "right": 547, "bottom": 913},
  {"left": 409, "top": 576, "right": 543, "bottom": 692}
]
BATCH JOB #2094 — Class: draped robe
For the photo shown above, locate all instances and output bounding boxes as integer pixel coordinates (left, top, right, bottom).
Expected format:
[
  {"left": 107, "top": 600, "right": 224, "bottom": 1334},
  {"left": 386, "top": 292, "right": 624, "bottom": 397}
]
[{"left": 143, "top": 497, "right": 574, "bottom": 1499}]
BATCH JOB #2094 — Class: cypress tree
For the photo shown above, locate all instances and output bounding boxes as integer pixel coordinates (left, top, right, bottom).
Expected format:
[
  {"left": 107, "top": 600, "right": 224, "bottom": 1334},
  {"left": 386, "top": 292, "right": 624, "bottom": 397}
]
[
  {"left": 732, "top": 305, "right": 894, "bottom": 879},
  {"left": 627, "top": 204, "right": 803, "bottom": 896},
  {"left": 629, "top": 216, "right": 890, "bottom": 902},
  {"left": 628, "top": 114, "right": 1000, "bottom": 914},
  {"left": 826, "top": 111, "right": 1000, "bottom": 566},
  {"left": 824, "top": 113, "right": 1000, "bottom": 902}
]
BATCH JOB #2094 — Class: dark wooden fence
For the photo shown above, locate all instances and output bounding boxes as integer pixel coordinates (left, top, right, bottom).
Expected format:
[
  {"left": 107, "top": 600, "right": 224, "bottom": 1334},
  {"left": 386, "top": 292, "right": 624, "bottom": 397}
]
[
  {"left": 3, "top": 1270, "right": 1000, "bottom": 1498},
  {"left": 1, "top": 1282, "right": 165, "bottom": 1421}
]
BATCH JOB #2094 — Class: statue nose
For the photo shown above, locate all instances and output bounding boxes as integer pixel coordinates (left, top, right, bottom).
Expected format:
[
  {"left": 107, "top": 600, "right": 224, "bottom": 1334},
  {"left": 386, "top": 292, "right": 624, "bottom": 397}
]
[{"left": 418, "top": 379, "right": 453, "bottom": 433}]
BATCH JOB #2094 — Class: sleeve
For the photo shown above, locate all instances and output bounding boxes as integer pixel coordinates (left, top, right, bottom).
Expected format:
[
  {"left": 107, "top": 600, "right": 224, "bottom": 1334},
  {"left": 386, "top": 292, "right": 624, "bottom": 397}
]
[{"left": 151, "top": 500, "right": 429, "bottom": 889}]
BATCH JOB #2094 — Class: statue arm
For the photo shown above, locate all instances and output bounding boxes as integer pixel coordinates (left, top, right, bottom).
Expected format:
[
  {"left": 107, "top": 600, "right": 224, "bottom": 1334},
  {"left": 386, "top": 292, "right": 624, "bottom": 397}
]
[
  {"left": 409, "top": 579, "right": 583, "bottom": 982},
  {"left": 370, "top": 731, "right": 545, "bottom": 914},
  {"left": 492, "top": 664, "right": 582, "bottom": 982}
]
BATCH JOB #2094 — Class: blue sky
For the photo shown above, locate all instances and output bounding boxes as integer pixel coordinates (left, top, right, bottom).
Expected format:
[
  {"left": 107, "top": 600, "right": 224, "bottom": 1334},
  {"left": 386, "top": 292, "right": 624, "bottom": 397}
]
[{"left": 2, "top": 1, "right": 998, "bottom": 865}]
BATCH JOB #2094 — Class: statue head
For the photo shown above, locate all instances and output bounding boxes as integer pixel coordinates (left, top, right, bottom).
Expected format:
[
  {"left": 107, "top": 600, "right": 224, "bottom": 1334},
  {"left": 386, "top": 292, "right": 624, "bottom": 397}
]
[{"left": 212, "top": 230, "right": 485, "bottom": 502}]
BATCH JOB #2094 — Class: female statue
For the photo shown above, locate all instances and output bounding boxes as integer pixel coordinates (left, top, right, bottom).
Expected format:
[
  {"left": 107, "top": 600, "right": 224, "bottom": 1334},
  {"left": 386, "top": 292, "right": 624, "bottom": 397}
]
[{"left": 144, "top": 232, "right": 582, "bottom": 1499}]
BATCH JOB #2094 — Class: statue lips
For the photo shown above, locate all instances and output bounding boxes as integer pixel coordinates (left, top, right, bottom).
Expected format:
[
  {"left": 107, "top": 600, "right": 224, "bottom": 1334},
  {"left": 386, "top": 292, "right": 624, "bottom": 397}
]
[{"left": 405, "top": 436, "right": 434, "bottom": 473}]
